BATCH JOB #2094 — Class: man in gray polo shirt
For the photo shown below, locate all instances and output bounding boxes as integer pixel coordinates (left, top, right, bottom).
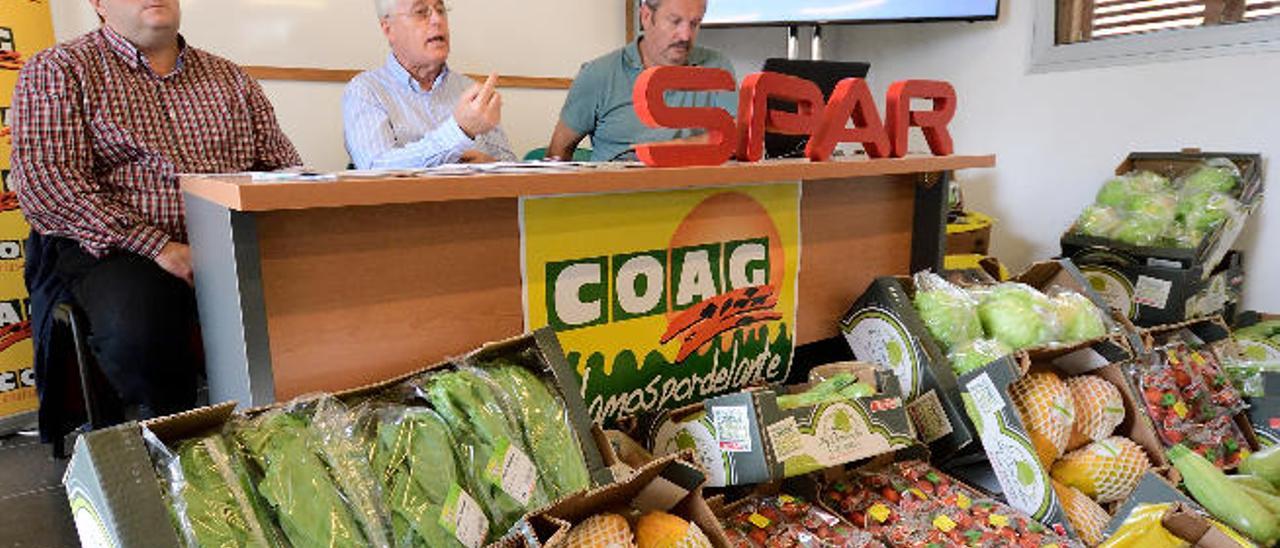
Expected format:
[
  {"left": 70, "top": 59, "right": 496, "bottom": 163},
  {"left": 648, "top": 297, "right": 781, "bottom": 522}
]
[{"left": 546, "top": 0, "right": 736, "bottom": 162}]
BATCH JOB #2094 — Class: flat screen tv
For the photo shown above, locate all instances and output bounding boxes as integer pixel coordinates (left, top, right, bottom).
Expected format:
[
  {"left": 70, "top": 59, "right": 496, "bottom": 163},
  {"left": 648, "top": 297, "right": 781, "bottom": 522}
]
[{"left": 702, "top": 0, "right": 1000, "bottom": 27}]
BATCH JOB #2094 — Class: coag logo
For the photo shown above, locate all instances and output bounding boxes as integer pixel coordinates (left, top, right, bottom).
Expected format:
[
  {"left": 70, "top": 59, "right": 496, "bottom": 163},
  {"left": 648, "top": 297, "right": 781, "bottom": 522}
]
[
  {"left": 545, "top": 191, "right": 785, "bottom": 362},
  {"left": 525, "top": 185, "right": 798, "bottom": 424},
  {"left": 546, "top": 238, "right": 768, "bottom": 328}
]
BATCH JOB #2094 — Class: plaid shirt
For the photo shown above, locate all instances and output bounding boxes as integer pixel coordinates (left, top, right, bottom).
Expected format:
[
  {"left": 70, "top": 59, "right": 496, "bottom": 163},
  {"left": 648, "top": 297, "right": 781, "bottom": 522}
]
[{"left": 9, "top": 26, "right": 300, "bottom": 258}]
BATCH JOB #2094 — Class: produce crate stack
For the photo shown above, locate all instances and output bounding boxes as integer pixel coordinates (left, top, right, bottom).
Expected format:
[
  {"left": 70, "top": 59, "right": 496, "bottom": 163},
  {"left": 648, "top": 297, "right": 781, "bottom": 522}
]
[{"left": 1061, "top": 150, "right": 1263, "bottom": 328}]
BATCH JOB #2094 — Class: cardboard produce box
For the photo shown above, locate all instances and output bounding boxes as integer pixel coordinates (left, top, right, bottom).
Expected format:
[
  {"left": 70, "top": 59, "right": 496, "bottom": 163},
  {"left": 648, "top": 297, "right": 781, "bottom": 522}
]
[
  {"left": 1100, "top": 473, "right": 1249, "bottom": 545},
  {"left": 1074, "top": 249, "right": 1244, "bottom": 328},
  {"left": 64, "top": 329, "right": 613, "bottom": 548},
  {"left": 509, "top": 451, "right": 729, "bottom": 548},
  {"left": 805, "top": 456, "right": 1088, "bottom": 546},
  {"left": 1103, "top": 473, "right": 1252, "bottom": 548},
  {"left": 955, "top": 335, "right": 1162, "bottom": 535},
  {"left": 1061, "top": 150, "right": 1264, "bottom": 273},
  {"left": 840, "top": 259, "right": 1136, "bottom": 460},
  {"left": 646, "top": 362, "right": 916, "bottom": 487}
]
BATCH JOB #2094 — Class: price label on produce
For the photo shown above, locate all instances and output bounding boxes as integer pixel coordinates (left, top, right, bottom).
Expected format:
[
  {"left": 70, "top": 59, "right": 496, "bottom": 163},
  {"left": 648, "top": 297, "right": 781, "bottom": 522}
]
[
  {"left": 1134, "top": 276, "right": 1173, "bottom": 310},
  {"left": 766, "top": 417, "right": 805, "bottom": 462},
  {"left": 486, "top": 439, "right": 539, "bottom": 506},
  {"left": 712, "top": 406, "right": 753, "bottom": 453},
  {"left": 440, "top": 484, "right": 489, "bottom": 548},
  {"left": 966, "top": 373, "right": 1005, "bottom": 417}
]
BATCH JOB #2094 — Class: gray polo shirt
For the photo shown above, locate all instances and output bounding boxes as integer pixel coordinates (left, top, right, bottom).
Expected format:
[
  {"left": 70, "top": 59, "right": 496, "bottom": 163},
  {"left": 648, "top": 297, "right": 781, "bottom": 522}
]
[{"left": 560, "top": 39, "right": 737, "bottom": 162}]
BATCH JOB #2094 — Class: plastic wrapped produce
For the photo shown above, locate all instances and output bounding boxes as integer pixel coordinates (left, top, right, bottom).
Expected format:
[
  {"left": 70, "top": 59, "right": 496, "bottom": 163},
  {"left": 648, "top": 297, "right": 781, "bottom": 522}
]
[
  {"left": 1135, "top": 343, "right": 1250, "bottom": 468},
  {"left": 1009, "top": 371, "right": 1076, "bottom": 468},
  {"left": 1098, "top": 503, "right": 1190, "bottom": 548},
  {"left": 776, "top": 373, "right": 876, "bottom": 411},
  {"left": 419, "top": 370, "right": 549, "bottom": 535},
  {"left": 1052, "top": 290, "right": 1108, "bottom": 343},
  {"left": 235, "top": 408, "right": 391, "bottom": 548},
  {"left": 1066, "top": 375, "right": 1126, "bottom": 450},
  {"left": 946, "top": 338, "right": 1012, "bottom": 377},
  {"left": 1051, "top": 436, "right": 1150, "bottom": 503},
  {"left": 820, "top": 460, "right": 1083, "bottom": 547},
  {"left": 1110, "top": 216, "right": 1167, "bottom": 247},
  {"left": 1130, "top": 170, "right": 1173, "bottom": 192},
  {"left": 147, "top": 429, "right": 288, "bottom": 548},
  {"left": 471, "top": 361, "right": 591, "bottom": 501},
  {"left": 1178, "top": 159, "right": 1240, "bottom": 196},
  {"left": 1179, "top": 192, "right": 1240, "bottom": 235},
  {"left": 912, "top": 271, "right": 982, "bottom": 352},
  {"left": 1074, "top": 204, "right": 1124, "bottom": 238},
  {"left": 1096, "top": 176, "right": 1143, "bottom": 209},
  {"left": 362, "top": 405, "right": 487, "bottom": 548},
  {"left": 1128, "top": 190, "right": 1179, "bottom": 226},
  {"left": 1171, "top": 443, "right": 1280, "bottom": 545},
  {"left": 1161, "top": 221, "right": 1207, "bottom": 249},
  {"left": 722, "top": 494, "right": 875, "bottom": 547},
  {"left": 975, "top": 283, "right": 1057, "bottom": 350}
]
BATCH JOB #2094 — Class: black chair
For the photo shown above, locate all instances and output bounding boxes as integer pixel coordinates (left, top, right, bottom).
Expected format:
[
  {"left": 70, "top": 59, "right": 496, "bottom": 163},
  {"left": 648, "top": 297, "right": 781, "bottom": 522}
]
[{"left": 50, "top": 302, "right": 120, "bottom": 457}]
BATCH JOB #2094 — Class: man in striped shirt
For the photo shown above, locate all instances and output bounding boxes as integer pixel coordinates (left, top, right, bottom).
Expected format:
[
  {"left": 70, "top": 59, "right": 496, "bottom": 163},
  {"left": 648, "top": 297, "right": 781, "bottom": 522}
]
[
  {"left": 343, "top": 0, "right": 516, "bottom": 169},
  {"left": 10, "top": 0, "right": 301, "bottom": 434}
]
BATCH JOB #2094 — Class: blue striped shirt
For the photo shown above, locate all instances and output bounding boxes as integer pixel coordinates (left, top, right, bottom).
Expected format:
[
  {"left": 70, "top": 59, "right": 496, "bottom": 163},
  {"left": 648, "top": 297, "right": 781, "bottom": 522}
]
[{"left": 342, "top": 54, "right": 516, "bottom": 169}]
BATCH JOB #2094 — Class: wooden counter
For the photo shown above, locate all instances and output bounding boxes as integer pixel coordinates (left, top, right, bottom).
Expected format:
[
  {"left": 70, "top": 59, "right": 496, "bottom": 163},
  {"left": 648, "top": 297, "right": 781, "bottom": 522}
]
[{"left": 182, "top": 155, "right": 994, "bottom": 407}]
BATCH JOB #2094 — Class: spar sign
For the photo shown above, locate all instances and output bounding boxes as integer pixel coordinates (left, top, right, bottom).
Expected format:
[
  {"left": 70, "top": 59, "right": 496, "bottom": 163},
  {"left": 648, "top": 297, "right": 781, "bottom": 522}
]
[{"left": 523, "top": 183, "right": 800, "bottom": 425}]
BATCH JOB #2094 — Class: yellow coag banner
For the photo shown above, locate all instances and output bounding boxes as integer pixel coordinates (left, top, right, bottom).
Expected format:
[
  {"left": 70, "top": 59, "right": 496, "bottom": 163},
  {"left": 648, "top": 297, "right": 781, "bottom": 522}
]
[
  {"left": 0, "top": 0, "right": 54, "bottom": 421},
  {"left": 523, "top": 183, "right": 801, "bottom": 425}
]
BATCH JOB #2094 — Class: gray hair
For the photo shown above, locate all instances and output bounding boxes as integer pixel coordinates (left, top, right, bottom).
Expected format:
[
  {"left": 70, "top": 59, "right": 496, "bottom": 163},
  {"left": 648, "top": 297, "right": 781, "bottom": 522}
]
[
  {"left": 373, "top": 0, "right": 397, "bottom": 18},
  {"left": 642, "top": 0, "right": 661, "bottom": 9}
]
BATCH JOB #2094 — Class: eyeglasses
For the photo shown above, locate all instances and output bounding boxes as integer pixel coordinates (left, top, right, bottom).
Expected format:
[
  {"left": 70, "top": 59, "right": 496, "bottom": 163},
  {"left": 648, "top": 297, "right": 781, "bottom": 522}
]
[{"left": 388, "top": 2, "right": 450, "bottom": 22}]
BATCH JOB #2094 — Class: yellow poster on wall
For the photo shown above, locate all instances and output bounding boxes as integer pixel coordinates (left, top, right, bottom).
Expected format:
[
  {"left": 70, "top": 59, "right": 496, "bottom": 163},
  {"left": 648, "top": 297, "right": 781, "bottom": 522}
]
[
  {"left": 523, "top": 183, "right": 801, "bottom": 426},
  {"left": 0, "top": 0, "right": 54, "bottom": 421}
]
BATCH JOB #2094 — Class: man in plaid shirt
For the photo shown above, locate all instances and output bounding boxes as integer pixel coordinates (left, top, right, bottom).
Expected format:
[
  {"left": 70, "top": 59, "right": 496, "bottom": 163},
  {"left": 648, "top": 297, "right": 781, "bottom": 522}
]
[{"left": 10, "top": 0, "right": 300, "bottom": 434}]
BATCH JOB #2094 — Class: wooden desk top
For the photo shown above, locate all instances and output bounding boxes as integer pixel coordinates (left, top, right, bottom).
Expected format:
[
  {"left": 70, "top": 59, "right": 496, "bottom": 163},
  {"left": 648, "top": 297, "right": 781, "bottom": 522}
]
[{"left": 181, "top": 155, "right": 995, "bottom": 212}]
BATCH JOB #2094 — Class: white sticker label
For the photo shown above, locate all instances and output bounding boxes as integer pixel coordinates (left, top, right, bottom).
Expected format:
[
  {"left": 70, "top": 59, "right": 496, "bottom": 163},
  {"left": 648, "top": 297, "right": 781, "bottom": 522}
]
[
  {"left": 1134, "top": 275, "right": 1173, "bottom": 310},
  {"left": 966, "top": 373, "right": 1006, "bottom": 418},
  {"left": 766, "top": 417, "right": 805, "bottom": 462},
  {"left": 712, "top": 406, "right": 753, "bottom": 453},
  {"left": 439, "top": 484, "right": 489, "bottom": 548},
  {"left": 486, "top": 440, "right": 538, "bottom": 506}
]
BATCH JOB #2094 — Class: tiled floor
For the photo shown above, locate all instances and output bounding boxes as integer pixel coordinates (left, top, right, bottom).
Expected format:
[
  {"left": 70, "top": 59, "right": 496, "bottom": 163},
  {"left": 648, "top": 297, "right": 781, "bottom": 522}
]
[{"left": 0, "top": 432, "right": 79, "bottom": 547}]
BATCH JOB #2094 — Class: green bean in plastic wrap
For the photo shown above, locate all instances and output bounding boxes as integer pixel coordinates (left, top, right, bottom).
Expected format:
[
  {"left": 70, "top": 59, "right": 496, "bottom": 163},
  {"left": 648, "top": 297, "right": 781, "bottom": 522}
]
[
  {"left": 474, "top": 361, "right": 591, "bottom": 501},
  {"left": 364, "top": 405, "right": 485, "bottom": 547},
  {"left": 235, "top": 406, "right": 391, "bottom": 548},
  {"left": 420, "top": 370, "right": 549, "bottom": 536},
  {"left": 147, "top": 428, "right": 288, "bottom": 548}
]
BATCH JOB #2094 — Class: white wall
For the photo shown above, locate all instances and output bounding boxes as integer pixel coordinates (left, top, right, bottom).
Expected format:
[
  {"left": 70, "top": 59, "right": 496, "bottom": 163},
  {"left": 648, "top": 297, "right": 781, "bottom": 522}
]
[
  {"left": 50, "top": 1, "right": 627, "bottom": 170},
  {"left": 704, "top": 3, "right": 1280, "bottom": 312}
]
